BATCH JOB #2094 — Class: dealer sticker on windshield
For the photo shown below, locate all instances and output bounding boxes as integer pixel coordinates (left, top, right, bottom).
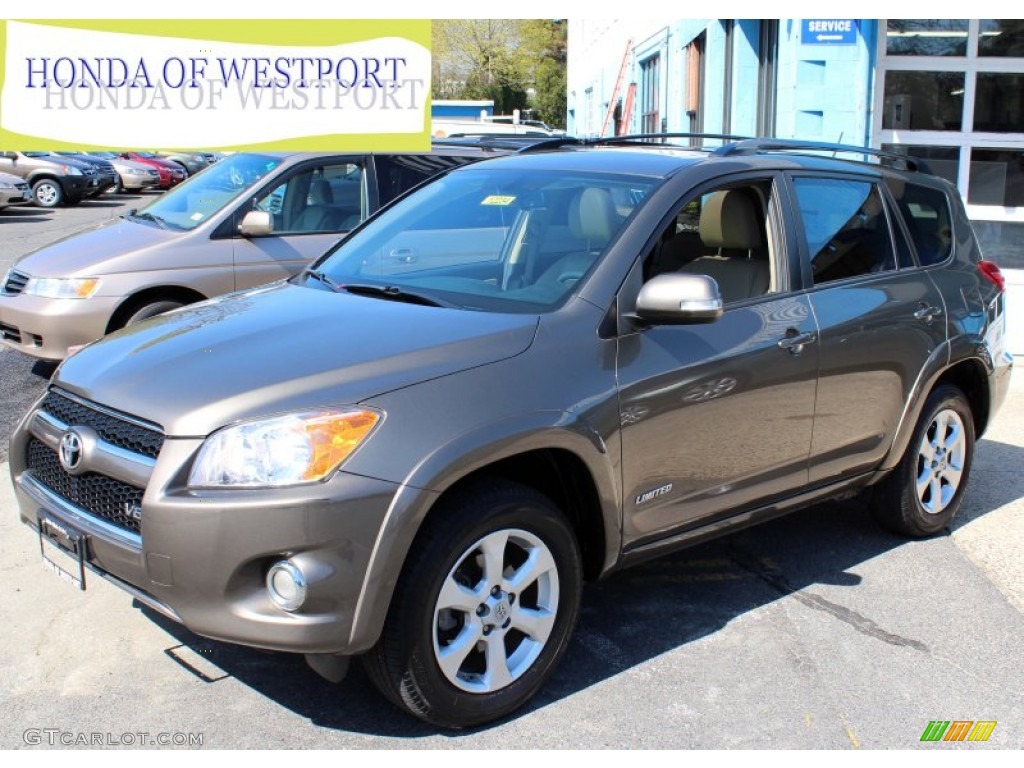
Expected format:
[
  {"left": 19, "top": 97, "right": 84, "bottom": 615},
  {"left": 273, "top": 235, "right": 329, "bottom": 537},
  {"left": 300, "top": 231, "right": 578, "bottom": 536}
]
[{"left": 481, "top": 195, "right": 516, "bottom": 206}]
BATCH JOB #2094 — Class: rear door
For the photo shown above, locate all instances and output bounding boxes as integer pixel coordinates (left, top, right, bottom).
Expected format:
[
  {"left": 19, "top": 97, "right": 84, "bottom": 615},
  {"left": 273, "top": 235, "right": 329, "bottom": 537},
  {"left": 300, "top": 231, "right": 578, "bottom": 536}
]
[{"left": 787, "top": 172, "right": 948, "bottom": 483}]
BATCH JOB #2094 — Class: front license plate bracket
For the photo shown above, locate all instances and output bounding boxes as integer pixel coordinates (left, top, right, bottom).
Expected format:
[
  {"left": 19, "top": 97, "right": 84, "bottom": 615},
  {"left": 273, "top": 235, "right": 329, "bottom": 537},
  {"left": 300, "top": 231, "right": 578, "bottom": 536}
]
[{"left": 38, "top": 513, "right": 87, "bottom": 591}]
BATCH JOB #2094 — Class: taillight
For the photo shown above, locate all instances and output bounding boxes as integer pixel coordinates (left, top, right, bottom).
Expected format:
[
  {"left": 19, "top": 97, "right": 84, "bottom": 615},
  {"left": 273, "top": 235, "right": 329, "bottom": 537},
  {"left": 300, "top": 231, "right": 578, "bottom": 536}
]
[{"left": 978, "top": 260, "right": 1005, "bottom": 292}]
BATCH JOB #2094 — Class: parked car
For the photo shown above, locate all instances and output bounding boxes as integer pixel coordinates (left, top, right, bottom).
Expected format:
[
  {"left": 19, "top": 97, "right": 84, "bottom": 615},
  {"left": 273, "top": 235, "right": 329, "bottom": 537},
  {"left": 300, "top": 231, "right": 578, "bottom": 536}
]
[
  {"left": 85, "top": 152, "right": 162, "bottom": 193},
  {"left": 0, "top": 144, "right": 522, "bottom": 360},
  {"left": 54, "top": 153, "right": 119, "bottom": 198},
  {"left": 118, "top": 152, "right": 187, "bottom": 189},
  {"left": 156, "top": 150, "right": 215, "bottom": 177},
  {"left": 10, "top": 136, "right": 1012, "bottom": 728},
  {"left": 0, "top": 171, "right": 31, "bottom": 210},
  {"left": 0, "top": 151, "right": 100, "bottom": 207}
]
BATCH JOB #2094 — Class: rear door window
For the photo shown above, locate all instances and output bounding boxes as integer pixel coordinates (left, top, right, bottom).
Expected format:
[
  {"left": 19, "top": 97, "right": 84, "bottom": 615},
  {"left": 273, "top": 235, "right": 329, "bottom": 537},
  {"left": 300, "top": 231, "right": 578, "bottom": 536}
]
[{"left": 791, "top": 177, "right": 897, "bottom": 285}]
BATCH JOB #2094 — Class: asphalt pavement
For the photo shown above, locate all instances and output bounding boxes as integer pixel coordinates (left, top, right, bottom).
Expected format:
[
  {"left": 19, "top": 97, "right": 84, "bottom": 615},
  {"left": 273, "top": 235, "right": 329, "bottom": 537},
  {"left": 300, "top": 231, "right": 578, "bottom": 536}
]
[{"left": 0, "top": 200, "right": 1021, "bottom": 749}]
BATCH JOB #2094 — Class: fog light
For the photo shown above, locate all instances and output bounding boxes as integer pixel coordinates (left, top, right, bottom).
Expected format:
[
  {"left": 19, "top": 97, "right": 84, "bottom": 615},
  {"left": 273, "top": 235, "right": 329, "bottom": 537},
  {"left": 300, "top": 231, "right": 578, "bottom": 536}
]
[{"left": 266, "top": 560, "right": 306, "bottom": 612}]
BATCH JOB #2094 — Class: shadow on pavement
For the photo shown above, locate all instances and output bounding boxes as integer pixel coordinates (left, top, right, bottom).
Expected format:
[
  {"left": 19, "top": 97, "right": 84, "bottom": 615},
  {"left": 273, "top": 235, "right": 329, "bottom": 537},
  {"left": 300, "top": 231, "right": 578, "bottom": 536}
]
[
  {"left": 0, "top": 209, "right": 52, "bottom": 222},
  {"left": 137, "top": 438, "right": 1024, "bottom": 737}
]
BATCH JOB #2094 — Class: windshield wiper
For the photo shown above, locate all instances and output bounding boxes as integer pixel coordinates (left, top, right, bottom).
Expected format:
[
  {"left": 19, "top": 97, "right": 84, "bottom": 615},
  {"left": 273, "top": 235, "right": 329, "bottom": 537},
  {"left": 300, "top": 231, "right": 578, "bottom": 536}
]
[
  {"left": 302, "top": 268, "right": 343, "bottom": 292},
  {"left": 128, "top": 211, "right": 169, "bottom": 230},
  {"left": 339, "top": 283, "right": 455, "bottom": 308}
]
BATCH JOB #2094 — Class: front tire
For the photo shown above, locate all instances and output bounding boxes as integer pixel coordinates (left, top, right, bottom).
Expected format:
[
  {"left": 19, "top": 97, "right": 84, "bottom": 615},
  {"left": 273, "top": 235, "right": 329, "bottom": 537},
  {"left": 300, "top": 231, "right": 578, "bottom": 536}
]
[
  {"left": 873, "top": 384, "right": 975, "bottom": 537},
  {"left": 32, "top": 179, "right": 63, "bottom": 208},
  {"left": 121, "top": 299, "right": 184, "bottom": 327},
  {"left": 364, "top": 479, "right": 582, "bottom": 728}
]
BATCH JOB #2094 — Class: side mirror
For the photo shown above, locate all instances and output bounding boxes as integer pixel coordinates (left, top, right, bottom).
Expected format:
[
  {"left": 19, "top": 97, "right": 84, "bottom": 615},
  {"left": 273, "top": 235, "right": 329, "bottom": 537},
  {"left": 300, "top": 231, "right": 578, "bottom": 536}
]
[
  {"left": 239, "top": 210, "right": 273, "bottom": 237},
  {"left": 1, "top": 151, "right": 18, "bottom": 159},
  {"left": 632, "top": 272, "right": 724, "bottom": 325}
]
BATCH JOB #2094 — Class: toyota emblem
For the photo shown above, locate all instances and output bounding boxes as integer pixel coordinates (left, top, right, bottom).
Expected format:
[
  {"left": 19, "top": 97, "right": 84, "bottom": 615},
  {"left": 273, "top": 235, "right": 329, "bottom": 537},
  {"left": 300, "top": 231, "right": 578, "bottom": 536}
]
[{"left": 58, "top": 430, "right": 84, "bottom": 472}]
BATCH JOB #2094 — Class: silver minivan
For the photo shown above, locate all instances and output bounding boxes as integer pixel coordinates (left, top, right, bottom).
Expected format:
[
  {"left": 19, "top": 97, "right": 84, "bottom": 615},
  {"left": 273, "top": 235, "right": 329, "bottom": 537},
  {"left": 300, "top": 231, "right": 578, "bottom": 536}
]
[{"left": 0, "top": 147, "right": 508, "bottom": 360}]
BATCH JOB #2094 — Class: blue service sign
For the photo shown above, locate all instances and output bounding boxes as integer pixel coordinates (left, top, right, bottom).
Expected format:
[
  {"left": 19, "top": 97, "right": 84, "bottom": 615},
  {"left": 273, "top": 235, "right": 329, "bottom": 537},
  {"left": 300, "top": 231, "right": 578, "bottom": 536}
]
[{"left": 801, "top": 19, "right": 859, "bottom": 45}]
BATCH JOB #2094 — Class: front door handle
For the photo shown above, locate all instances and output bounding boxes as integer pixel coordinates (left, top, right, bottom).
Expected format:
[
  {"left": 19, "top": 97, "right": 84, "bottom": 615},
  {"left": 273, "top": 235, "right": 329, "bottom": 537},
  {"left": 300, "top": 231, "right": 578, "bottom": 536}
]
[
  {"left": 914, "top": 304, "right": 943, "bottom": 323},
  {"left": 778, "top": 330, "right": 817, "bottom": 354}
]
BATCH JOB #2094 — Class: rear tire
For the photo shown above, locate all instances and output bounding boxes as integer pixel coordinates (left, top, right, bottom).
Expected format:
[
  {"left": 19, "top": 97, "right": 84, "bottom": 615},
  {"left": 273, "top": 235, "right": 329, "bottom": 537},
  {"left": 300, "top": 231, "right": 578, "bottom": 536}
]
[
  {"left": 872, "top": 384, "right": 975, "bottom": 537},
  {"left": 363, "top": 479, "right": 582, "bottom": 728}
]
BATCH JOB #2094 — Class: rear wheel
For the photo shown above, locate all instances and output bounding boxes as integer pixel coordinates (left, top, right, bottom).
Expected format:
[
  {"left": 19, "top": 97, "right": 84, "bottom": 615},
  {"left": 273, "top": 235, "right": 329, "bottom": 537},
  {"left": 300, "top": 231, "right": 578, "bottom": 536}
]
[
  {"left": 363, "top": 479, "right": 582, "bottom": 728},
  {"left": 873, "top": 384, "right": 975, "bottom": 537}
]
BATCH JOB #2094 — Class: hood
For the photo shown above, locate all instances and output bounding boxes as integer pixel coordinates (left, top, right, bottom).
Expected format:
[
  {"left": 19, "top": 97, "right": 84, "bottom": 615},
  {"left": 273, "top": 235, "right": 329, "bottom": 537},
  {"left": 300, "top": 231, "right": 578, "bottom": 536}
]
[
  {"left": 113, "top": 159, "right": 158, "bottom": 173},
  {"left": 55, "top": 281, "right": 539, "bottom": 437},
  {"left": 13, "top": 217, "right": 180, "bottom": 277}
]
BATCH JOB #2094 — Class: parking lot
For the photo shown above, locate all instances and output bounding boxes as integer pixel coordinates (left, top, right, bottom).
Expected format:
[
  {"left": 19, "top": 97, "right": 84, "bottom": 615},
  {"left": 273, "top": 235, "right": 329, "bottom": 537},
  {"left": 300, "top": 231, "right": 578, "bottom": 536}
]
[{"left": 1, "top": 201, "right": 1022, "bottom": 748}]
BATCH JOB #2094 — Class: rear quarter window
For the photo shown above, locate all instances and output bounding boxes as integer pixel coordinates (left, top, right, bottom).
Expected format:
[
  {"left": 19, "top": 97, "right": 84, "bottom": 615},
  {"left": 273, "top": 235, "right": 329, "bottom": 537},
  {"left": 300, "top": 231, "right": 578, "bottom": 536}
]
[{"left": 885, "top": 178, "right": 954, "bottom": 266}]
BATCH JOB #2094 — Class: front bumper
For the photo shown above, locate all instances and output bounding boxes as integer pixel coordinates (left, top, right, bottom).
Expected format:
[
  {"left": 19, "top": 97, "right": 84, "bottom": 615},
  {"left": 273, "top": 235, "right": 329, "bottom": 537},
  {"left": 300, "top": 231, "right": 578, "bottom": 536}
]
[
  {"left": 0, "top": 187, "right": 31, "bottom": 206},
  {"left": 0, "top": 292, "right": 120, "bottom": 360},
  {"left": 11, "top": 419, "right": 401, "bottom": 655}
]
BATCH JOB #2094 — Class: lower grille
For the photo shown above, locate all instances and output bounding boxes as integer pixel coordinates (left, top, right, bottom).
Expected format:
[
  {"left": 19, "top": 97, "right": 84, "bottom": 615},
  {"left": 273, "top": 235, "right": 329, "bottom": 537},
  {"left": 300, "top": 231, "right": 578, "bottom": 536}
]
[
  {"left": 26, "top": 439, "right": 142, "bottom": 535},
  {"left": 0, "top": 321, "right": 20, "bottom": 343}
]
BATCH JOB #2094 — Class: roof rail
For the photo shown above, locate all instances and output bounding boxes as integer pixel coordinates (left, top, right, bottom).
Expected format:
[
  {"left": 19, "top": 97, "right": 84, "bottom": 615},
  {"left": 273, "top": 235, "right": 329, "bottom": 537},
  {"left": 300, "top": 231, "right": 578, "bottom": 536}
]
[
  {"left": 432, "top": 134, "right": 559, "bottom": 152},
  {"left": 712, "top": 138, "right": 928, "bottom": 172},
  {"left": 596, "top": 132, "right": 752, "bottom": 146},
  {"left": 515, "top": 132, "right": 750, "bottom": 155}
]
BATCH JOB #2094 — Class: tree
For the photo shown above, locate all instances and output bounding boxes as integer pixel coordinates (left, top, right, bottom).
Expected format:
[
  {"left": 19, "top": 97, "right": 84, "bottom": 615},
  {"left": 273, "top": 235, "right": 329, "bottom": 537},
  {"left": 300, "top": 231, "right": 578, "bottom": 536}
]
[{"left": 432, "top": 20, "right": 566, "bottom": 128}]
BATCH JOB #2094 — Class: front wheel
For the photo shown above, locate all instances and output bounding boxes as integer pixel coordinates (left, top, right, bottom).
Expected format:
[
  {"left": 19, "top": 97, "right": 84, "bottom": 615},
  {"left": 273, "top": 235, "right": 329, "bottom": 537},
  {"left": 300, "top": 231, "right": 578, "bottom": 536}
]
[
  {"left": 363, "top": 479, "right": 582, "bottom": 728},
  {"left": 873, "top": 384, "right": 975, "bottom": 537},
  {"left": 32, "top": 179, "right": 63, "bottom": 208},
  {"left": 121, "top": 299, "right": 184, "bottom": 328}
]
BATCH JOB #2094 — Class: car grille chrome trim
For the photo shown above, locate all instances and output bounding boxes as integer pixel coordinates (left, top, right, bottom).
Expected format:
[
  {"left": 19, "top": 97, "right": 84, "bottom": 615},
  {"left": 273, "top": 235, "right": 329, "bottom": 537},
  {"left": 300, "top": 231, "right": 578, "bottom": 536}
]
[
  {"left": 19, "top": 470, "right": 142, "bottom": 548},
  {"left": 42, "top": 388, "right": 164, "bottom": 458},
  {"left": 30, "top": 410, "right": 156, "bottom": 488},
  {"left": 26, "top": 439, "right": 145, "bottom": 535}
]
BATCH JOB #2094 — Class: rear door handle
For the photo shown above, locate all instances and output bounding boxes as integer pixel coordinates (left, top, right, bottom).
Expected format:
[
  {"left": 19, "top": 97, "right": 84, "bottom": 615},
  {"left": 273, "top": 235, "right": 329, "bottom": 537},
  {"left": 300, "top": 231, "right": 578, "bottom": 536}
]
[
  {"left": 777, "top": 330, "right": 817, "bottom": 354},
  {"left": 914, "top": 304, "right": 943, "bottom": 322}
]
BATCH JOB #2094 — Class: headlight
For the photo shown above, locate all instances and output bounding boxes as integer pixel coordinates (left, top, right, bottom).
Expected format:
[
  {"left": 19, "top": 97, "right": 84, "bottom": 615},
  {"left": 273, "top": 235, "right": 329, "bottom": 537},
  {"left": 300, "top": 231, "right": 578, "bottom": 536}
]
[
  {"left": 0, "top": 181, "right": 14, "bottom": 189},
  {"left": 60, "top": 165, "right": 83, "bottom": 176},
  {"left": 23, "top": 277, "right": 101, "bottom": 299},
  {"left": 188, "top": 409, "right": 381, "bottom": 488}
]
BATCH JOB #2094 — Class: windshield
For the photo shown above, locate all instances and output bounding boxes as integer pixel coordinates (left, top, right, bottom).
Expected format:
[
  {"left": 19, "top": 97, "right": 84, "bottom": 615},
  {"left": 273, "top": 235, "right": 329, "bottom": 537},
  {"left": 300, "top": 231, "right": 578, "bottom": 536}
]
[
  {"left": 132, "top": 153, "right": 281, "bottom": 231},
  {"left": 314, "top": 167, "right": 658, "bottom": 313}
]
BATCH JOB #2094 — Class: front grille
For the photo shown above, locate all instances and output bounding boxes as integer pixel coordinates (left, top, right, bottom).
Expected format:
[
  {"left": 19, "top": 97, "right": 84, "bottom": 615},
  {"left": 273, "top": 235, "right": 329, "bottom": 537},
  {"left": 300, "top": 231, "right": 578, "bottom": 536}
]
[
  {"left": 2, "top": 269, "right": 29, "bottom": 295},
  {"left": 40, "top": 390, "right": 164, "bottom": 459},
  {"left": 26, "top": 439, "right": 142, "bottom": 535}
]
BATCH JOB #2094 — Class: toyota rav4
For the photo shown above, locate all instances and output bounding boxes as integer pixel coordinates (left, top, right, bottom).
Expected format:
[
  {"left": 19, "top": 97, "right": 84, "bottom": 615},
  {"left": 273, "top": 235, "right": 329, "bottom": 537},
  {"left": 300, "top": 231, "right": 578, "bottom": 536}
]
[{"left": 10, "top": 136, "right": 1012, "bottom": 728}]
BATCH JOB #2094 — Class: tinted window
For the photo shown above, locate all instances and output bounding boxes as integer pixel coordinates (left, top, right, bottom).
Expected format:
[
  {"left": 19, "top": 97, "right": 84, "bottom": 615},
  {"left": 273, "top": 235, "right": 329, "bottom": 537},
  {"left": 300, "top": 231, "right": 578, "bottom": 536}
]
[
  {"left": 885, "top": 179, "right": 953, "bottom": 266},
  {"left": 792, "top": 178, "right": 896, "bottom": 284},
  {"left": 375, "top": 154, "right": 478, "bottom": 206}
]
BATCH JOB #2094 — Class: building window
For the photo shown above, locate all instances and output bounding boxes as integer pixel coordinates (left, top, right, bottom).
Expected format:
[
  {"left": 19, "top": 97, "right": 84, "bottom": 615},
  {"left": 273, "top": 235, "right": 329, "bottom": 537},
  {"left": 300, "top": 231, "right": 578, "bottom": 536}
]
[
  {"left": 640, "top": 55, "right": 660, "bottom": 135},
  {"left": 881, "top": 145, "right": 960, "bottom": 186},
  {"left": 968, "top": 149, "right": 1024, "bottom": 207},
  {"left": 885, "top": 19, "right": 969, "bottom": 57},
  {"left": 882, "top": 71, "right": 964, "bottom": 131},
  {"left": 973, "top": 73, "right": 1024, "bottom": 133},
  {"left": 979, "top": 19, "right": 1024, "bottom": 57}
]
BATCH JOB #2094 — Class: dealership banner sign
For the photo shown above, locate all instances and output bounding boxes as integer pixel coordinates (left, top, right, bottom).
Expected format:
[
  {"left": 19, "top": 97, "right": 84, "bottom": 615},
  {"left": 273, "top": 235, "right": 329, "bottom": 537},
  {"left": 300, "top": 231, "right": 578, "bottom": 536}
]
[{"left": 0, "top": 19, "right": 431, "bottom": 150}]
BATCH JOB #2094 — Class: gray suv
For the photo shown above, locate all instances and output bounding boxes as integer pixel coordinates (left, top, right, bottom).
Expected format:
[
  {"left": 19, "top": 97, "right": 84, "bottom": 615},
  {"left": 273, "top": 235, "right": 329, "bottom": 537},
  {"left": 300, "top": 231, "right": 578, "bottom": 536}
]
[{"left": 10, "top": 136, "right": 1013, "bottom": 728}]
